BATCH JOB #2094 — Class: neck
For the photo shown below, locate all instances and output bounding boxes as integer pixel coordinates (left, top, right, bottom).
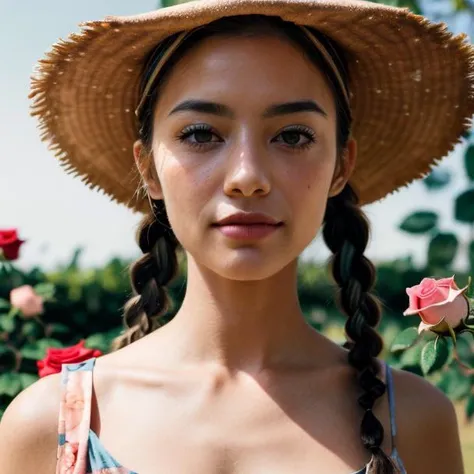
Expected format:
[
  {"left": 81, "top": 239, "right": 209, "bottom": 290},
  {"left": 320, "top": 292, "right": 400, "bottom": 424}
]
[{"left": 164, "top": 254, "right": 320, "bottom": 374}]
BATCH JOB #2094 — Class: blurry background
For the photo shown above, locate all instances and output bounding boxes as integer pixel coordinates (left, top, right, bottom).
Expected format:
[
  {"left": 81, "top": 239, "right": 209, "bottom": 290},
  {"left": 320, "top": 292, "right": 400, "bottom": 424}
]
[
  {"left": 2, "top": 0, "right": 474, "bottom": 469},
  {"left": 0, "top": 0, "right": 473, "bottom": 271}
]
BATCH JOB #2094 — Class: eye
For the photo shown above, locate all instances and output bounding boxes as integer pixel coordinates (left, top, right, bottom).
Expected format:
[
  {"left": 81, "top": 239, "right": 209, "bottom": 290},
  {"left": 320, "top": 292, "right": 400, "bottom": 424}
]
[
  {"left": 177, "top": 124, "right": 223, "bottom": 148},
  {"left": 272, "top": 126, "right": 316, "bottom": 149}
]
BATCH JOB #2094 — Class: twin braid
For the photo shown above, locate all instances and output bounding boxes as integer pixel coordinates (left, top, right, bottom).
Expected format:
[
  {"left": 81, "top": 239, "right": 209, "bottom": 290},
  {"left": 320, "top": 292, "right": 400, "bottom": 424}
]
[
  {"left": 111, "top": 200, "right": 179, "bottom": 351},
  {"left": 323, "top": 184, "right": 397, "bottom": 474}
]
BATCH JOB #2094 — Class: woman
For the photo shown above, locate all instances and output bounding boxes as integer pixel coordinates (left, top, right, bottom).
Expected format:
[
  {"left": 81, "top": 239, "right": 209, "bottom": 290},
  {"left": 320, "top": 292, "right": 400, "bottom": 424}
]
[{"left": 0, "top": 0, "right": 471, "bottom": 473}]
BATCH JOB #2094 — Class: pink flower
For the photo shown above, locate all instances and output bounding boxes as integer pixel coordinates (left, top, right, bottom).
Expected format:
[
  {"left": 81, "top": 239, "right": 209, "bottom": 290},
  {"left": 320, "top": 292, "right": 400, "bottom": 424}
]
[
  {"left": 9, "top": 284, "right": 44, "bottom": 318},
  {"left": 404, "top": 276, "right": 469, "bottom": 334}
]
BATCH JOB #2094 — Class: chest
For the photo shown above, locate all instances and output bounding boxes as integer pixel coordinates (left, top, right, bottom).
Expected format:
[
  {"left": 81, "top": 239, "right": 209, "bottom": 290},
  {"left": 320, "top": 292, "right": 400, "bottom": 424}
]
[{"left": 90, "top": 372, "right": 383, "bottom": 474}]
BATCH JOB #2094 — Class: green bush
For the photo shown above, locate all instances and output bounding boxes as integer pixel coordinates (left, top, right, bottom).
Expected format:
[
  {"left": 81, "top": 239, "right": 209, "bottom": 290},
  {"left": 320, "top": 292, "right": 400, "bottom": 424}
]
[{"left": 2, "top": 246, "right": 473, "bottom": 421}]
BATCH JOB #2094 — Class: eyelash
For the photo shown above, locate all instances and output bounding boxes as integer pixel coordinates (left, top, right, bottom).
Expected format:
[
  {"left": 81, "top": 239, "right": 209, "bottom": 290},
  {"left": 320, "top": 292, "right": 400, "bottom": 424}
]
[
  {"left": 272, "top": 125, "right": 316, "bottom": 150},
  {"left": 176, "top": 124, "right": 317, "bottom": 151},
  {"left": 176, "top": 124, "right": 222, "bottom": 150}
]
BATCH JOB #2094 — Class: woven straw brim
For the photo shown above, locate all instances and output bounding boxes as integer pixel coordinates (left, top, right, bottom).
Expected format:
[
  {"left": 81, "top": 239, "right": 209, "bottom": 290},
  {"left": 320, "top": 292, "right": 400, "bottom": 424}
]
[{"left": 29, "top": 0, "right": 474, "bottom": 213}]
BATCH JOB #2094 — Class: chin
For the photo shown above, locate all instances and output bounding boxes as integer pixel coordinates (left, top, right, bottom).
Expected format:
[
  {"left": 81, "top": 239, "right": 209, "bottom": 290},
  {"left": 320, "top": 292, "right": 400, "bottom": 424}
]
[{"left": 205, "top": 247, "right": 295, "bottom": 281}]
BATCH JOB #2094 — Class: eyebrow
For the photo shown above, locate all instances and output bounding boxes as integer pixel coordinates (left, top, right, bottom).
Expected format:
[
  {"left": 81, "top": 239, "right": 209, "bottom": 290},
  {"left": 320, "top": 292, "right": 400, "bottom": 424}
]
[
  {"left": 263, "top": 100, "right": 327, "bottom": 118},
  {"left": 169, "top": 100, "right": 233, "bottom": 117},
  {"left": 168, "top": 99, "right": 327, "bottom": 119}
]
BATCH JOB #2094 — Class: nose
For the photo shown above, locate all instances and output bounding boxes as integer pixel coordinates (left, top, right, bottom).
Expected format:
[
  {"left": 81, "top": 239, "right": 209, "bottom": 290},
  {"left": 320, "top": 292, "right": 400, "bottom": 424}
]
[{"left": 223, "top": 139, "right": 271, "bottom": 198}]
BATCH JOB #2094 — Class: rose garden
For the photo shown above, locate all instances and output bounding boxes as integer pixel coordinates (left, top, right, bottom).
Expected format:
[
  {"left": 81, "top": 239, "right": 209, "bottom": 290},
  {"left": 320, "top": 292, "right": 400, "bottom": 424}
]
[{"left": 2, "top": 211, "right": 474, "bottom": 466}]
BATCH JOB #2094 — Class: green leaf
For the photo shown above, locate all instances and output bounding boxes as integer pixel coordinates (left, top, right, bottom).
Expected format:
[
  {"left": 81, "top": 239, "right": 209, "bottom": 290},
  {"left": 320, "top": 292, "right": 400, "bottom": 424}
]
[
  {"left": 6, "top": 307, "right": 21, "bottom": 318},
  {"left": 421, "top": 338, "right": 450, "bottom": 375},
  {"left": 469, "top": 241, "right": 474, "bottom": 273},
  {"left": 47, "top": 323, "right": 71, "bottom": 338},
  {"left": 66, "top": 247, "right": 84, "bottom": 271},
  {"left": 445, "top": 336, "right": 457, "bottom": 367},
  {"left": 161, "top": 0, "right": 192, "bottom": 6},
  {"left": 0, "top": 346, "right": 17, "bottom": 370},
  {"left": 466, "top": 393, "right": 474, "bottom": 421},
  {"left": 20, "top": 338, "right": 63, "bottom": 359},
  {"left": 453, "top": 0, "right": 471, "bottom": 11},
  {"left": 21, "top": 320, "right": 44, "bottom": 339},
  {"left": 398, "top": 339, "right": 424, "bottom": 374},
  {"left": 85, "top": 333, "right": 110, "bottom": 353},
  {"left": 390, "top": 327, "right": 419, "bottom": 352},
  {"left": 85, "top": 327, "right": 122, "bottom": 353},
  {"left": 455, "top": 189, "right": 474, "bottom": 224},
  {"left": 33, "top": 282, "right": 55, "bottom": 301},
  {"left": 19, "top": 373, "right": 38, "bottom": 390},
  {"left": 454, "top": 332, "right": 473, "bottom": 363},
  {"left": 427, "top": 232, "right": 459, "bottom": 268},
  {"left": 400, "top": 0, "right": 422, "bottom": 14},
  {"left": 0, "top": 262, "right": 13, "bottom": 275},
  {"left": 0, "top": 314, "right": 16, "bottom": 333},
  {"left": 399, "top": 211, "right": 438, "bottom": 234},
  {"left": 437, "top": 365, "right": 472, "bottom": 400},
  {"left": 0, "top": 299, "right": 11, "bottom": 311},
  {"left": 20, "top": 343, "right": 44, "bottom": 360},
  {"left": 465, "top": 145, "right": 474, "bottom": 181},
  {"left": 423, "top": 169, "right": 451, "bottom": 191},
  {"left": 0, "top": 373, "right": 22, "bottom": 397}
]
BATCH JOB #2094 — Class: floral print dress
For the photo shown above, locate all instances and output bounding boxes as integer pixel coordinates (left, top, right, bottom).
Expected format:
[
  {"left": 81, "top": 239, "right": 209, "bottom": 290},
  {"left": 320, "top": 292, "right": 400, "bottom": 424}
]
[
  {"left": 56, "top": 357, "right": 135, "bottom": 474},
  {"left": 56, "top": 357, "right": 406, "bottom": 474}
]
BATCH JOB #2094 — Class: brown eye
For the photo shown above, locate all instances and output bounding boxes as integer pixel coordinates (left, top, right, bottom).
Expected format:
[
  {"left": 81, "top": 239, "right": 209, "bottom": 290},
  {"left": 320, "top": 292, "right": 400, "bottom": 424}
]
[
  {"left": 280, "top": 131, "right": 302, "bottom": 146},
  {"left": 272, "top": 126, "right": 316, "bottom": 149},
  {"left": 178, "top": 124, "right": 223, "bottom": 148},
  {"left": 193, "top": 130, "right": 214, "bottom": 143}
]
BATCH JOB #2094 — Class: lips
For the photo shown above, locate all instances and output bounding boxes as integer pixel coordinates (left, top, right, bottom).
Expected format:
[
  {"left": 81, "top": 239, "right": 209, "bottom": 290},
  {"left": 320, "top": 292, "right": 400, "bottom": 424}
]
[{"left": 213, "top": 212, "right": 282, "bottom": 226}]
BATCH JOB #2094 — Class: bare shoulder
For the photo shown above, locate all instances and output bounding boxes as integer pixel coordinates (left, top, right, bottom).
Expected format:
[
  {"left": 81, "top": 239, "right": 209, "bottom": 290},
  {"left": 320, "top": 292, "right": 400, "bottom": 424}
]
[
  {"left": 0, "top": 372, "right": 62, "bottom": 473},
  {"left": 390, "top": 367, "right": 464, "bottom": 473}
]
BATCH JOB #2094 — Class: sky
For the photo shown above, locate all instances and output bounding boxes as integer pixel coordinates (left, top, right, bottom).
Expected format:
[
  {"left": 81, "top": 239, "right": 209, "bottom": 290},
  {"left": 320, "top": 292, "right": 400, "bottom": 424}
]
[{"left": 1, "top": 0, "right": 473, "bottom": 271}]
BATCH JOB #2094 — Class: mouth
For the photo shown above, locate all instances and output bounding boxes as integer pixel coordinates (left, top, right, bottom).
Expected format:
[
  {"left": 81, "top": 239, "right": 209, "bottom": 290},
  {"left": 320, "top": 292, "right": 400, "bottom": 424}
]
[
  {"left": 213, "top": 212, "right": 283, "bottom": 227},
  {"left": 213, "top": 222, "right": 283, "bottom": 241}
]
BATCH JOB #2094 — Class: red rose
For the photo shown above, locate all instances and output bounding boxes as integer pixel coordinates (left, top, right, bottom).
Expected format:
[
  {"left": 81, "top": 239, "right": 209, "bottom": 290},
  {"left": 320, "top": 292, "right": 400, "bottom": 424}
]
[
  {"left": 36, "top": 340, "right": 102, "bottom": 378},
  {"left": 0, "top": 229, "right": 25, "bottom": 261}
]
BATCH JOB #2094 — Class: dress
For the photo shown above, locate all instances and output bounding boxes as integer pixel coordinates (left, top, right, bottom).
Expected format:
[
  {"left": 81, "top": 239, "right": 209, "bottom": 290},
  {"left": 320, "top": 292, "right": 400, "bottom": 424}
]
[{"left": 55, "top": 357, "right": 407, "bottom": 474}]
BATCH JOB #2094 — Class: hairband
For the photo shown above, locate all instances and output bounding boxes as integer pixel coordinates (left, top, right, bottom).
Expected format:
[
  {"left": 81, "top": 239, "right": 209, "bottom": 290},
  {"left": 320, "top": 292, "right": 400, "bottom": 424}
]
[
  {"left": 135, "top": 30, "right": 190, "bottom": 117},
  {"left": 135, "top": 25, "right": 351, "bottom": 117},
  {"left": 298, "top": 25, "right": 351, "bottom": 108}
]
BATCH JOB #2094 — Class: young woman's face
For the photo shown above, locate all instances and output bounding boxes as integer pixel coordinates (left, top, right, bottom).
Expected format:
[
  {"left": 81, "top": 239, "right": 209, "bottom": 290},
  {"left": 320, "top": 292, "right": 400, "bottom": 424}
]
[{"left": 141, "top": 32, "right": 354, "bottom": 280}]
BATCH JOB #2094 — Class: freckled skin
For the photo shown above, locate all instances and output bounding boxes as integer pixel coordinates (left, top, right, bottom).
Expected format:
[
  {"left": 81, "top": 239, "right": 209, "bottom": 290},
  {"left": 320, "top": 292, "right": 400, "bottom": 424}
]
[{"left": 141, "top": 34, "right": 352, "bottom": 281}]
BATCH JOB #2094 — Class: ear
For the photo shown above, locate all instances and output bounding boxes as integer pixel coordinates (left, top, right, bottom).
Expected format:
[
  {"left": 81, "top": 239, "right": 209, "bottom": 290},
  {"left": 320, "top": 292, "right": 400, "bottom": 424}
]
[
  {"left": 328, "top": 139, "right": 357, "bottom": 198},
  {"left": 133, "top": 140, "right": 163, "bottom": 200}
]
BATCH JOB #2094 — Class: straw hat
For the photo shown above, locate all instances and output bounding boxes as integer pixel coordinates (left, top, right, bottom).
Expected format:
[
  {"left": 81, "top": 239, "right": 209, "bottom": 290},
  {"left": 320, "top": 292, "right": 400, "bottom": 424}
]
[{"left": 29, "top": 0, "right": 474, "bottom": 213}]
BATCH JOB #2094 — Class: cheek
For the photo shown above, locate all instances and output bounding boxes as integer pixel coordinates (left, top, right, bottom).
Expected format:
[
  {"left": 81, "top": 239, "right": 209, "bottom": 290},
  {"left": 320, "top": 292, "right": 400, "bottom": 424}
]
[
  {"left": 153, "top": 146, "right": 215, "bottom": 234},
  {"left": 284, "top": 158, "right": 334, "bottom": 228}
]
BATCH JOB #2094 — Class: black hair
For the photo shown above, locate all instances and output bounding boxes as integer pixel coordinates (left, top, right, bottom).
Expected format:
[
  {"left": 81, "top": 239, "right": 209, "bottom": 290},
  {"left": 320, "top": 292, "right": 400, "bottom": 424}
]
[{"left": 111, "top": 14, "right": 396, "bottom": 474}]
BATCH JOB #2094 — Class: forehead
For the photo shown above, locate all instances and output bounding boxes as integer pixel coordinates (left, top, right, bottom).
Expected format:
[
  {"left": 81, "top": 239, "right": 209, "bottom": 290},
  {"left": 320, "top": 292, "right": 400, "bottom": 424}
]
[{"left": 154, "top": 33, "right": 336, "bottom": 118}]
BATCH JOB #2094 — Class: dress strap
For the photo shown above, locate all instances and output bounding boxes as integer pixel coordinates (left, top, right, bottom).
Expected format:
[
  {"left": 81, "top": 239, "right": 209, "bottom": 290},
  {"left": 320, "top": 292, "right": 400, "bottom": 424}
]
[
  {"left": 56, "top": 357, "right": 97, "bottom": 474},
  {"left": 384, "top": 361, "right": 408, "bottom": 474}
]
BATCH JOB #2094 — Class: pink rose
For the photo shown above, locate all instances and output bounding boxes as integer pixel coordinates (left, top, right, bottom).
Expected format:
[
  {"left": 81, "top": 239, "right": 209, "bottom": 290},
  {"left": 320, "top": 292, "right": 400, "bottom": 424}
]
[
  {"left": 404, "top": 276, "right": 469, "bottom": 334},
  {"left": 9, "top": 284, "right": 44, "bottom": 318}
]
